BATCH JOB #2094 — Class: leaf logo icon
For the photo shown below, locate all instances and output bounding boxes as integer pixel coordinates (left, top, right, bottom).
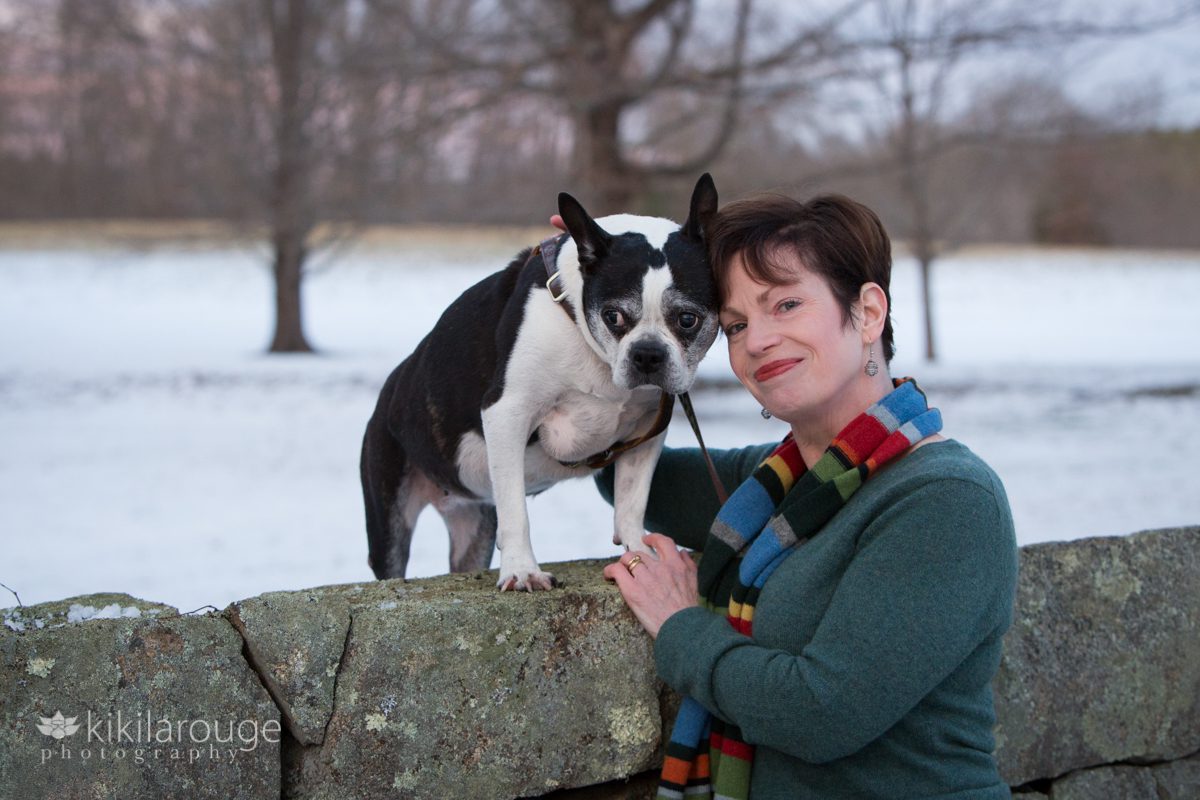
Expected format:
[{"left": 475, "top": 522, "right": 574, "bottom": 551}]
[{"left": 36, "top": 710, "right": 80, "bottom": 739}]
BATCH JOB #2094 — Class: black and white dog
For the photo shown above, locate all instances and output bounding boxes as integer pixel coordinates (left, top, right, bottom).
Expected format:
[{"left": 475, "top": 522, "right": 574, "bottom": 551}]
[{"left": 361, "top": 174, "right": 719, "bottom": 590}]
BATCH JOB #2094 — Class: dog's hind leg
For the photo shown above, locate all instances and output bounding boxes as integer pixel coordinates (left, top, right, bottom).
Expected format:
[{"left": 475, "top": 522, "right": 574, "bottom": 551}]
[{"left": 437, "top": 501, "right": 498, "bottom": 574}]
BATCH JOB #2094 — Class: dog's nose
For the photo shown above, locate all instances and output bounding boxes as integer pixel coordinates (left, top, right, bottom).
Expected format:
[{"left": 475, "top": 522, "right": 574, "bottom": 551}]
[{"left": 630, "top": 341, "right": 667, "bottom": 374}]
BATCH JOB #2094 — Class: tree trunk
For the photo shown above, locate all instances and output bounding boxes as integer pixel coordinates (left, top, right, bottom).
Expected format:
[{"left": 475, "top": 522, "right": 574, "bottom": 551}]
[
  {"left": 907, "top": 159, "right": 937, "bottom": 362},
  {"left": 580, "top": 101, "right": 635, "bottom": 213},
  {"left": 269, "top": 230, "right": 313, "bottom": 352},
  {"left": 266, "top": 0, "right": 314, "bottom": 354},
  {"left": 897, "top": 48, "right": 937, "bottom": 362},
  {"left": 918, "top": 253, "right": 935, "bottom": 362}
]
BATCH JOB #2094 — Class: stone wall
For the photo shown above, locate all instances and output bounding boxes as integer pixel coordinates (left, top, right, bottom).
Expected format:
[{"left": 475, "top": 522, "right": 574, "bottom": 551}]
[{"left": 3, "top": 527, "right": 1197, "bottom": 799}]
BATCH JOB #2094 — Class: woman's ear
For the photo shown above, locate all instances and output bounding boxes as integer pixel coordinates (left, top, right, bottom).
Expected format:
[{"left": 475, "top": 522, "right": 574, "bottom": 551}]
[{"left": 858, "top": 282, "right": 888, "bottom": 342}]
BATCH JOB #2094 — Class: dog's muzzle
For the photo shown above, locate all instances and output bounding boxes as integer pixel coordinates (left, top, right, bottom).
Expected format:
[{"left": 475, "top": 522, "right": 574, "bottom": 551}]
[{"left": 629, "top": 341, "right": 668, "bottom": 376}]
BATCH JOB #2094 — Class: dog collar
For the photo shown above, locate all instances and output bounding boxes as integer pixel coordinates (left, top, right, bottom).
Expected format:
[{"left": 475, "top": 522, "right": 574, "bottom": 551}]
[{"left": 533, "top": 235, "right": 575, "bottom": 320}]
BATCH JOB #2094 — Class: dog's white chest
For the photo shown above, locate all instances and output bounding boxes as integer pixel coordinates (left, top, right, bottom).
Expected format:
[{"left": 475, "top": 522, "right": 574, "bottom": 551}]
[{"left": 535, "top": 389, "right": 655, "bottom": 463}]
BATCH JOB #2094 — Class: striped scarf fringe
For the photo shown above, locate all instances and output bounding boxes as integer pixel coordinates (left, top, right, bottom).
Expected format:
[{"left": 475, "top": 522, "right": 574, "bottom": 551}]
[{"left": 657, "top": 379, "right": 942, "bottom": 800}]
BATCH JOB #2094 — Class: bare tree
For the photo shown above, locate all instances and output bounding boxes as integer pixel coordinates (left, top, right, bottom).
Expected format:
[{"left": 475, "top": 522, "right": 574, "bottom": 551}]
[
  {"left": 852, "top": 0, "right": 1040, "bottom": 361},
  {"left": 805, "top": 0, "right": 1196, "bottom": 361},
  {"left": 260, "top": 0, "right": 321, "bottom": 351},
  {"left": 169, "top": 0, "right": 350, "bottom": 352},
  {"left": 382, "top": 0, "right": 857, "bottom": 214},
  {"left": 35, "top": 1, "right": 153, "bottom": 216},
  {"left": 163, "top": 0, "right": 476, "bottom": 352},
  {"left": 0, "top": 1, "right": 212, "bottom": 218}
]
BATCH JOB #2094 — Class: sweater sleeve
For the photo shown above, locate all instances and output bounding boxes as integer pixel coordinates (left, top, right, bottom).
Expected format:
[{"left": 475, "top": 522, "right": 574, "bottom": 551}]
[
  {"left": 594, "top": 443, "right": 776, "bottom": 551},
  {"left": 654, "top": 476, "right": 1017, "bottom": 764}
]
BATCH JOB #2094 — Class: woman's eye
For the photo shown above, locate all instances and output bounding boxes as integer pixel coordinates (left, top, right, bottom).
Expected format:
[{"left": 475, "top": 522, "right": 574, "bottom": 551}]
[
  {"left": 777, "top": 299, "right": 800, "bottom": 313},
  {"left": 724, "top": 322, "right": 746, "bottom": 337},
  {"left": 677, "top": 312, "right": 698, "bottom": 330},
  {"left": 602, "top": 309, "right": 625, "bottom": 328}
]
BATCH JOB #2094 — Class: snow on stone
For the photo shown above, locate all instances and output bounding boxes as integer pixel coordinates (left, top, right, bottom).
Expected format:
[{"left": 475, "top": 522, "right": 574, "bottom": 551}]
[{"left": 65, "top": 603, "right": 143, "bottom": 623}]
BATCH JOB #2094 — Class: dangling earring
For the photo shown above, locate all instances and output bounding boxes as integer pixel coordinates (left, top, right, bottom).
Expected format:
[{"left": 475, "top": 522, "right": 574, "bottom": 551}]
[
  {"left": 864, "top": 343, "right": 879, "bottom": 377},
  {"left": 760, "top": 408, "right": 772, "bottom": 419}
]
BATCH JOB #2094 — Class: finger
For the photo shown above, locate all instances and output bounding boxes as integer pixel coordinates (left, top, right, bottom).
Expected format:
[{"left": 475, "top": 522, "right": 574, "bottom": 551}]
[
  {"left": 603, "top": 561, "right": 627, "bottom": 582},
  {"left": 605, "top": 558, "right": 647, "bottom": 583},
  {"left": 622, "top": 551, "right": 655, "bottom": 575},
  {"left": 606, "top": 562, "right": 640, "bottom": 598},
  {"left": 643, "top": 533, "right": 680, "bottom": 563},
  {"left": 550, "top": 214, "right": 567, "bottom": 232},
  {"left": 643, "top": 532, "right": 677, "bottom": 550}
]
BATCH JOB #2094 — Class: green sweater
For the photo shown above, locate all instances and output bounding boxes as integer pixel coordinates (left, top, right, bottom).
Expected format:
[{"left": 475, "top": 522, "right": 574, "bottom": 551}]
[{"left": 599, "top": 439, "right": 1018, "bottom": 799}]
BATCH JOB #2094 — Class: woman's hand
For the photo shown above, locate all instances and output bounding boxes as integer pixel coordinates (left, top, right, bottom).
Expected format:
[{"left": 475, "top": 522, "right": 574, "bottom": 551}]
[
  {"left": 603, "top": 533, "right": 700, "bottom": 639},
  {"left": 549, "top": 214, "right": 567, "bottom": 232}
]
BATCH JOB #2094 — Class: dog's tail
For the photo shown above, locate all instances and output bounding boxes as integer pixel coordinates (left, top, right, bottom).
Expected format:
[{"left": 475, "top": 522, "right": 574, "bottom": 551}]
[{"left": 360, "top": 413, "right": 412, "bottom": 580}]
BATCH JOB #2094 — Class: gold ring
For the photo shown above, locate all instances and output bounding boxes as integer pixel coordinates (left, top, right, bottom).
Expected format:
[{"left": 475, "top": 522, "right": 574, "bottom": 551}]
[{"left": 626, "top": 555, "right": 644, "bottom": 574}]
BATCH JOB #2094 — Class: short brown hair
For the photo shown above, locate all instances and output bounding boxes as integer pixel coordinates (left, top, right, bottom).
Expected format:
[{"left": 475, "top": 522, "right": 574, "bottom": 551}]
[{"left": 707, "top": 193, "right": 896, "bottom": 361}]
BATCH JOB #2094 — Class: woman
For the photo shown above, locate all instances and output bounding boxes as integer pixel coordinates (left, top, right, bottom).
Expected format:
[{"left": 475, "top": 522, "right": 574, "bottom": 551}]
[{"left": 596, "top": 194, "right": 1018, "bottom": 799}]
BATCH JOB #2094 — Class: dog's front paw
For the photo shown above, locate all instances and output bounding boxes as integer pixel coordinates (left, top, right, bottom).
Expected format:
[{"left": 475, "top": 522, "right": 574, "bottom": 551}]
[
  {"left": 614, "top": 529, "right": 654, "bottom": 553},
  {"left": 496, "top": 558, "right": 556, "bottom": 592}
]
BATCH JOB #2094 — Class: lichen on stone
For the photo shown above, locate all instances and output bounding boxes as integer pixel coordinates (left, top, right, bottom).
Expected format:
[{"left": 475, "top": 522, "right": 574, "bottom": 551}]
[
  {"left": 607, "top": 704, "right": 657, "bottom": 750},
  {"left": 25, "top": 657, "right": 55, "bottom": 677}
]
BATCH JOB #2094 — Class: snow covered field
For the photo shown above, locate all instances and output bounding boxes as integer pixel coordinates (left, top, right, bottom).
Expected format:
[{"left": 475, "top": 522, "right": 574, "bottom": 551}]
[{"left": 2, "top": 232, "right": 1198, "bottom": 612}]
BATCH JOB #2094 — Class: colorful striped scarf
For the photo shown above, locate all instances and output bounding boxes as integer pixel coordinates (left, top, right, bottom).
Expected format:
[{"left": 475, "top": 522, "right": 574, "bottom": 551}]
[{"left": 658, "top": 378, "right": 943, "bottom": 800}]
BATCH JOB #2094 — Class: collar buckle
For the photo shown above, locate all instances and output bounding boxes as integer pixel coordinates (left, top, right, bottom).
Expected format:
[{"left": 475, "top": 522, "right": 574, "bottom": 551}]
[{"left": 546, "top": 270, "right": 568, "bottom": 303}]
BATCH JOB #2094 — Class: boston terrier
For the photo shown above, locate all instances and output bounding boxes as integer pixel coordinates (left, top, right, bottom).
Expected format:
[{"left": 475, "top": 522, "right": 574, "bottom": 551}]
[{"left": 360, "top": 174, "right": 719, "bottom": 591}]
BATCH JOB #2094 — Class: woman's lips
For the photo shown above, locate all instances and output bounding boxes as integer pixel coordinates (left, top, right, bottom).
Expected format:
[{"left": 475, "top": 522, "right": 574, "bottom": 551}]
[{"left": 754, "top": 359, "right": 802, "bottom": 382}]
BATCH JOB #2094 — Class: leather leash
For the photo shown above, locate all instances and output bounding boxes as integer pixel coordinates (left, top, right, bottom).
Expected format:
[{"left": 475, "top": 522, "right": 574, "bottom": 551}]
[{"left": 679, "top": 391, "right": 729, "bottom": 505}]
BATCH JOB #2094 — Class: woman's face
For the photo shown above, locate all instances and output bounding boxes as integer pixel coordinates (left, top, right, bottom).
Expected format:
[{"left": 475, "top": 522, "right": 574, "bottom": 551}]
[{"left": 719, "top": 252, "right": 870, "bottom": 428}]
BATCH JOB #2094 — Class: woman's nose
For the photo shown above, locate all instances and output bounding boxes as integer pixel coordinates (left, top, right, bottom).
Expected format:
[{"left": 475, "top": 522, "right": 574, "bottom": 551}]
[{"left": 744, "top": 320, "right": 780, "bottom": 356}]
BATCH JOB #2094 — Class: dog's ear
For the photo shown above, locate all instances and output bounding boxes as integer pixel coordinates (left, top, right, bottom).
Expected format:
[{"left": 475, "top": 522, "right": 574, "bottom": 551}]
[
  {"left": 558, "top": 192, "right": 612, "bottom": 270},
  {"left": 681, "top": 173, "right": 718, "bottom": 242}
]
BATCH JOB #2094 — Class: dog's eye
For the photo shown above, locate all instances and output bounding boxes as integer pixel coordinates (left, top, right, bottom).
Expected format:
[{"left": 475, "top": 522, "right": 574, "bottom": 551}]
[
  {"left": 602, "top": 309, "right": 625, "bottom": 328},
  {"left": 677, "top": 312, "right": 698, "bottom": 330}
]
